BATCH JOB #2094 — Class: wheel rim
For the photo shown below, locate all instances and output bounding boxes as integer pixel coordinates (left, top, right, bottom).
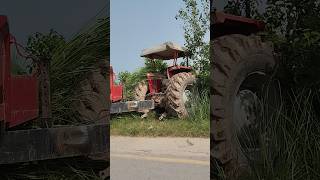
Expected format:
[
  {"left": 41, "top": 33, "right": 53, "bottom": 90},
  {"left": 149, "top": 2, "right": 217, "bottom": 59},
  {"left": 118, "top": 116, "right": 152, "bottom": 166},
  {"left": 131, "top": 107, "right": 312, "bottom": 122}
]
[
  {"left": 233, "top": 89, "right": 260, "bottom": 132},
  {"left": 232, "top": 72, "right": 267, "bottom": 165},
  {"left": 182, "top": 86, "right": 193, "bottom": 113}
]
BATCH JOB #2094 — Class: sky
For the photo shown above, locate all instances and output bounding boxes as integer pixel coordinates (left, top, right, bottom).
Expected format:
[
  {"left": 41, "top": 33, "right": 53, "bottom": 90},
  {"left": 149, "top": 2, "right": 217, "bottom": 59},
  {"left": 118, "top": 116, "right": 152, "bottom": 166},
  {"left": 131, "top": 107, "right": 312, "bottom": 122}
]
[
  {"left": 1, "top": 0, "right": 255, "bottom": 74},
  {"left": 110, "top": 0, "right": 229, "bottom": 74},
  {"left": 111, "top": 0, "right": 195, "bottom": 73},
  {"left": 0, "top": 0, "right": 108, "bottom": 45}
]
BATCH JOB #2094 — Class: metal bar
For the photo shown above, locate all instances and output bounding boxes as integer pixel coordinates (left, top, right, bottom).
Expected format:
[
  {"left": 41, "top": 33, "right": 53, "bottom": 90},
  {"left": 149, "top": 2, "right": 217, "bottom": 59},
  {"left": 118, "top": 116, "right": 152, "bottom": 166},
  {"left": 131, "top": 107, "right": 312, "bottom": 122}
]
[
  {"left": 110, "top": 100, "right": 154, "bottom": 114},
  {"left": 0, "top": 123, "right": 108, "bottom": 164},
  {"left": 38, "top": 58, "right": 52, "bottom": 128}
]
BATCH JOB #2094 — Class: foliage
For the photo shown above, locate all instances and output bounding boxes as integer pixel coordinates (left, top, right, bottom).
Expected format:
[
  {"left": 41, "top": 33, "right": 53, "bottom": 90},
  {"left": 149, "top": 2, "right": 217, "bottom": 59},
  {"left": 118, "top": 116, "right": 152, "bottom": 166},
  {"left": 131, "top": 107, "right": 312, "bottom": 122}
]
[
  {"left": 184, "top": 88, "right": 209, "bottom": 122},
  {"left": 50, "top": 18, "right": 109, "bottom": 125},
  {"left": 0, "top": 158, "right": 101, "bottom": 180},
  {"left": 263, "top": 0, "right": 320, "bottom": 90},
  {"left": 176, "top": 0, "right": 210, "bottom": 89},
  {"left": 143, "top": 58, "right": 168, "bottom": 73},
  {"left": 26, "top": 30, "right": 66, "bottom": 60},
  {"left": 222, "top": 0, "right": 320, "bottom": 89},
  {"left": 238, "top": 91, "right": 320, "bottom": 179},
  {"left": 25, "top": 18, "right": 109, "bottom": 125},
  {"left": 111, "top": 88, "right": 209, "bottom": 137},
  {"left": 223, "top": 0, "right": 261, "bottom": 18}
]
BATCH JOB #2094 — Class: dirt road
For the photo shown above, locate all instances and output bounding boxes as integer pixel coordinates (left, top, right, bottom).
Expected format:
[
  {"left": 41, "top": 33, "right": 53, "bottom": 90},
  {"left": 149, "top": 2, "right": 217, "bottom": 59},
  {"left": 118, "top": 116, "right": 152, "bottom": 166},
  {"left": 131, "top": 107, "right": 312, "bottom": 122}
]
[{"left": 110, "top": 136, "right": 210, "bottom": 180}]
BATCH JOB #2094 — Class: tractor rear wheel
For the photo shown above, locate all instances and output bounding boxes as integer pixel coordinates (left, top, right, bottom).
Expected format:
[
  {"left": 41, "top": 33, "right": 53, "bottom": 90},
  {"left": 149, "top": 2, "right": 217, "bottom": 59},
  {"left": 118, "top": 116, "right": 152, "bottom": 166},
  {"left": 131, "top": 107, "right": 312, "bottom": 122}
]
[
  {"left": 134, "top": 81, "right": 149, "bottom": 116},
  {"left": 211, "top": 34, "right": 279, "bottom": 179},
  {"left": 165, "top": 72, "right": 196, "bottom": 118},
  {"left": 73, "top": 63, "right": 109, "bottom": 124},
  {"left": 134, "top": 81, "right": 148, "bottom": 101}
]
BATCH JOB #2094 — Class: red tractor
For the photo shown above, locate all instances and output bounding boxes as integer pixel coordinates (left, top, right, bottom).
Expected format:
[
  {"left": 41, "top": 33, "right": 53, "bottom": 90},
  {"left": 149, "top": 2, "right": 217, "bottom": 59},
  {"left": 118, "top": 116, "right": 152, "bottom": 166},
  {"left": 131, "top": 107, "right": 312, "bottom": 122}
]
[
  {"left": 0, "top": 15, "right": 109, "bottom": 179},
  {"left": 134, "top": 42, "right": 196, "bottom": 119},
  {"left": 211, "top": 11, "right": 279, "bottom": 179}
]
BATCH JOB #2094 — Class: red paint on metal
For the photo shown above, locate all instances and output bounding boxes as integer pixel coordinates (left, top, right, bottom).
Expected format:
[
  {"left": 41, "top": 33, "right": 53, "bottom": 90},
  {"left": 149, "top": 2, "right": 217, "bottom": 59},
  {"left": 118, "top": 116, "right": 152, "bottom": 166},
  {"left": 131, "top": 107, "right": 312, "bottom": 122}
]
[
  {"left": 167, "top": 65, "right": 192, "bottom": 78},
  {"left": 9, "top": 76, "right": 38, "bottom": 127},
  {"left": 213, "top": 12, "right": 265, "bottom": 29},
  {"left": 212, "top": 12, "right": 265, "bottom": 38},
  {"left": 0, "top": 16, "right": 39, "bottom": 128},
  {"left": 146, "top": 73, "right": 162, "bottom": 95},
  {"left": 110, "top": 66, "right": 123, "bottom": 102}
]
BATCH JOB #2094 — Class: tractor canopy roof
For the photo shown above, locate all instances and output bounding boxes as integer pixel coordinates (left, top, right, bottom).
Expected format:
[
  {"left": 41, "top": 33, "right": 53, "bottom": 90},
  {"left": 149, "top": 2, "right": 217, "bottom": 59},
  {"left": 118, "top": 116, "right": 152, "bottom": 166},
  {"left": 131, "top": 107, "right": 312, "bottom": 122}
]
[{"left": 141, "top": 41, "right": 190, "bottom": 60}]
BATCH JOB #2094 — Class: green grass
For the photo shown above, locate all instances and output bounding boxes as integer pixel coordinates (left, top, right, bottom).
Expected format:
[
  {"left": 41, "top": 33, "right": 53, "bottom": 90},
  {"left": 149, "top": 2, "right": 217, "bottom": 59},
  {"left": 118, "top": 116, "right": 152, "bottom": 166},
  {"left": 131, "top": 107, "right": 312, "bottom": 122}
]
[
  {"left": 111, "top": 90, "right": 209, "bottom": 137},
  {"left": 111, "top": 113, "right": 209, "bottom": 137},
  {"left": 0, "top": 160, "right": 102, "bottom": 180},
  {"left": 216, "top": 90, "right": 320, "bottom": 179},
  {"left": 242, "top": 90, "right": 320, "bottom": 179}
]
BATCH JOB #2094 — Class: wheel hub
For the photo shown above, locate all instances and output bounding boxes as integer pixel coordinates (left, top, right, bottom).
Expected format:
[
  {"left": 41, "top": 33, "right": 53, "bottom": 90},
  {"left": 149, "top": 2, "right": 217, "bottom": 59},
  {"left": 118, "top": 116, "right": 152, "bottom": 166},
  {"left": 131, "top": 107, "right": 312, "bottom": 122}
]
[
  {"left": 182, "top": 88, "right": 192, "bottom": 114},
  {"left": 182, "top": 89, "right": 192, "bottom": 104},
  {"left": 233, "top": 89, "right": 260, "bottom": 132}
]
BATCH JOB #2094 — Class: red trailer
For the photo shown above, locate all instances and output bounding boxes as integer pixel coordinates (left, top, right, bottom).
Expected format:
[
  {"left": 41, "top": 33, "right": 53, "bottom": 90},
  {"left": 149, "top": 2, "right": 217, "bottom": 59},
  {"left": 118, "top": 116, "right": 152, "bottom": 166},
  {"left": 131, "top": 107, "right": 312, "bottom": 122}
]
[
  {"left": 0, "top": 15, "right": 109, "bottom": 179},
  {"left": 109, "top": 66, "right": 154, "bottom": 114}
]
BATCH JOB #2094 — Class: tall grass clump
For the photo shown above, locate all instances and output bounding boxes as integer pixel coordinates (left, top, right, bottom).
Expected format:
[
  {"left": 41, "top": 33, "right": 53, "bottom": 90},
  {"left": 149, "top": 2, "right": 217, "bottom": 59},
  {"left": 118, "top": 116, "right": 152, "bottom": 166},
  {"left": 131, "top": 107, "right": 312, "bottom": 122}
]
[
  {"left": 238, "top": 90, "right": 320, "bottom": 180},
  {"left": 186, "top": 88, "right": 209, "bottom": 123},
  {"left": 49, "top": 18, "right": 109, "bottom": 125}
]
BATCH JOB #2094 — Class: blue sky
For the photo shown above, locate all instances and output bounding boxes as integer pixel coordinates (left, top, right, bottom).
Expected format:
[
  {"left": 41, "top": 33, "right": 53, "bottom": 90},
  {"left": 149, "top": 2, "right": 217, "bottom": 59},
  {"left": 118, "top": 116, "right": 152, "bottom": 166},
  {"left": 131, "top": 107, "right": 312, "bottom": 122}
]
[{"left": 111, "top": 0, "right": 188, "bottom": 73}]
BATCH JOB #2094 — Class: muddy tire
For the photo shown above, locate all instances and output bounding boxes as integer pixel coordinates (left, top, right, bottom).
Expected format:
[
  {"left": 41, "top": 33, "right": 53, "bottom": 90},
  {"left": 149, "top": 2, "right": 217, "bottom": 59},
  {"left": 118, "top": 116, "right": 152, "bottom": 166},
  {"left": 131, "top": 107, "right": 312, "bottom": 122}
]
[
  {"left": 134, "top": 81, "right": 148, "bottom": 101},
  {"left": 211, "top": 34, "right": 277, "bottom": 179},
  {"left": 134, "top": 81, "right": 149, "bottom": 115},
  {"left": 73, "top": 63, "right": 109, "bottom": 124},
  {"left": 165, "top": 72, "right": 196, "bottom": 118}
]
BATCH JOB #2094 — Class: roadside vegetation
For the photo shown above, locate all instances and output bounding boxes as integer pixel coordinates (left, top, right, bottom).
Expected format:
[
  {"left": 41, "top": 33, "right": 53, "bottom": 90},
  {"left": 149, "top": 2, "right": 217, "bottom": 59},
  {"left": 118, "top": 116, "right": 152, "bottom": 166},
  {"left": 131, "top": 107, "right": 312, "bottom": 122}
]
[
  {"left": 238, "top": 91, "right": 320, "bottom": 179},
  {"left": 111, "top": 90, "right": 209, "bottom": 137},
  {"left": 214, "top": 0, "right": 320, "bottom": 179},
  {"left": 0, "top": 159, "right": 101, "bottom": 180}
]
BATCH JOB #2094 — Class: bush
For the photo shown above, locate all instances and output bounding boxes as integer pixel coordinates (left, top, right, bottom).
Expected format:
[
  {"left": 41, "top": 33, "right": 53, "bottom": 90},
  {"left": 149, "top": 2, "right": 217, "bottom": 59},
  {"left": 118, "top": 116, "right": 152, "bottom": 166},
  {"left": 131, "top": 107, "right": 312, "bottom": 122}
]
[{"left": 238, "top": 90, "right": 320, "bottom": 179}]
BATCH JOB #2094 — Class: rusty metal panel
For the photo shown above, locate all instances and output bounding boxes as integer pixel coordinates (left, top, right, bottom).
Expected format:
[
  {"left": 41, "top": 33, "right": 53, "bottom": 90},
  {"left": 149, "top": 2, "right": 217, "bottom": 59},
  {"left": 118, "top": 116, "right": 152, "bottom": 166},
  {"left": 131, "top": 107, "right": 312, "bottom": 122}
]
[
  {"left": 110, "top": 100, "right": 154, "bottom": 114},
  {"left": 0, "top": 123, "right": 108, "bottom": 164},
  {"left": 110, "top": 66, "right": 123, "bottom": 102},
  {"left": 8, "top": 76, "right": 39, "bottom": 128},
  {"left": 211, "top": 12, "right": 265, "bottom": 39}
]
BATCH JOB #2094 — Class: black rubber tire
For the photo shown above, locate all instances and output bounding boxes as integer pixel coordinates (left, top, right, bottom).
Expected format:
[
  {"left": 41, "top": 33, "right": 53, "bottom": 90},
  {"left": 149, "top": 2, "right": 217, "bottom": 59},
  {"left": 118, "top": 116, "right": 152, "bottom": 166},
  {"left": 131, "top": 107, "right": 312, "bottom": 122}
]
[
  {"left": 211, "top": 34, "right": 276, "bottom": 179},
  {"left": 165, "top": 72, "right": 196, "bottom": 118},
  {"left": 73, "top": 63, "right": 109, "bottom": 124},
  {"left": 134, "top": 81, "right": 148, "bottom": 101}
]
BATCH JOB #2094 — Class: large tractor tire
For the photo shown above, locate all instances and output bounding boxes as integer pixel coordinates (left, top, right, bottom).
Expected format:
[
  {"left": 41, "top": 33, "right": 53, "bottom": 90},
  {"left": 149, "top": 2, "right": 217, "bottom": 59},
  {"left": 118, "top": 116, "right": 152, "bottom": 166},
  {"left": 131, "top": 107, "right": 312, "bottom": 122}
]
[
  {"left": 211, "top": 34, "right": 278, "bottom": 179},
  {"left": 134, "top": 81, "right": 148, "bottom": 101},
  {"left": 73, "top": 62, "right": 109, "bottom": 124},
  {"left": 71, "top": 63, "right": 109, "bottom": 179},
  {"left": 165, "top": 72, "right": 196, "bottom": 118},
  {"left": 134, "top": 81, "right": 149, "bottom": 117}
]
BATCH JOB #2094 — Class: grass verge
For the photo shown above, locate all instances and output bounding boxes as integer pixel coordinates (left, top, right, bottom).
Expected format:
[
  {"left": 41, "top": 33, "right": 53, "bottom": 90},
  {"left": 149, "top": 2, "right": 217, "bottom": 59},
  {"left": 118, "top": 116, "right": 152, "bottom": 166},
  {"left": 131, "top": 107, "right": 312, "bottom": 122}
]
[
  {"left": 215, "top": 90, "right": 320, "bottom": 179},
  {"left": 111, "top": 90, "right": 209, "bottom": 137},
  {"left": 0, "top": 158, "right": 102, "bottom": 180}
]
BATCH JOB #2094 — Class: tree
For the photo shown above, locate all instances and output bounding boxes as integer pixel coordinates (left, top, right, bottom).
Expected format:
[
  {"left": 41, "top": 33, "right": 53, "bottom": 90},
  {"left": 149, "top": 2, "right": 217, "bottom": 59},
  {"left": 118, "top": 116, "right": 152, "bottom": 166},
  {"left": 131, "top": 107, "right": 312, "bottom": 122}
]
[
  {"left": 143, "top": 58, "right": 168, "bottom": 74},
  {"left": 223, "top": 0, "right": 320, "bottom": 89},
  {"left": 176, "top": 0, "right": 210, "bottom": 89},
  {"left": 26, "top": 29, "right": 65, "bottom": 60},
  {"left": 223, "top": 0, "right": 261, "bottom": 19}
]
